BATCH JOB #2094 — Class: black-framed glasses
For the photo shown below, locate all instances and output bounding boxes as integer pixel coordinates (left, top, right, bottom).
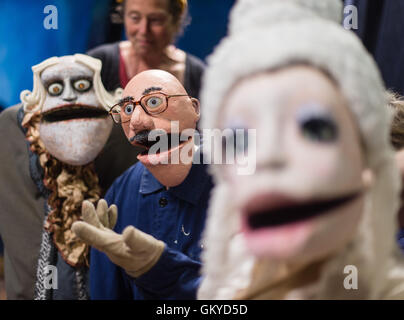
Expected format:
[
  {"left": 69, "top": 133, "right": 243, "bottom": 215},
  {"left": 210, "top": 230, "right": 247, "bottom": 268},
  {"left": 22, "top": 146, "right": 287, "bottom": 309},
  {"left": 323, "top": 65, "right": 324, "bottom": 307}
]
[{"left": 109, "top": 92, "right": 190, "bottom": 124}]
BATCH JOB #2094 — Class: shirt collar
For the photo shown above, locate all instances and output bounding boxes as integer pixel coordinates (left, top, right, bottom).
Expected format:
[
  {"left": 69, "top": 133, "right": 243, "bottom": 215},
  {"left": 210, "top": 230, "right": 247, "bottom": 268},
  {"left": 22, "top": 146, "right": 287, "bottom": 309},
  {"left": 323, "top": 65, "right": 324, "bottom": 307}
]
[
  {"left": 139, "top": 148, "right": 211, "bottom": 205},
  {"left": 139, "top": 166, "right": 165, "bottom": 195}
]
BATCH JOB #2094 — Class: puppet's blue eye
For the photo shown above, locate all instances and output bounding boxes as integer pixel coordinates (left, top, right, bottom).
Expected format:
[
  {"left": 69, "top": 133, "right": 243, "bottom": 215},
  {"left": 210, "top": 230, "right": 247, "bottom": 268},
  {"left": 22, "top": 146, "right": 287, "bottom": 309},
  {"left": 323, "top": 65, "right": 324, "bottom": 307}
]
[
  {"left": 297, "top": 104, "right": 338, "bottom": 143},
  {"left": 146, "top": 96, "right": 163, "bottom": 109},
  {"left": 48, "top": 83, "right": 63, "bottom": 96},
  {"left": 124, "top": 103, "right": 134, "bottom": 115}
]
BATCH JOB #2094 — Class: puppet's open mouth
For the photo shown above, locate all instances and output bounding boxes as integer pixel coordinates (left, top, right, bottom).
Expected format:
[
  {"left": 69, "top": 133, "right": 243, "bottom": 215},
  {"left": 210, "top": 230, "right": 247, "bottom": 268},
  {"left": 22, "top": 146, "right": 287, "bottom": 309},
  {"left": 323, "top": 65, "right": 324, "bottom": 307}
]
[
  {"left": 132, "top": 131, "right": 192, "bottom": 155},
  {"left": 244, "top": 192, "right": 361, "bottom": 230},
  {"left": 41, "top": 104, "right": 108, "bottom": 122}
]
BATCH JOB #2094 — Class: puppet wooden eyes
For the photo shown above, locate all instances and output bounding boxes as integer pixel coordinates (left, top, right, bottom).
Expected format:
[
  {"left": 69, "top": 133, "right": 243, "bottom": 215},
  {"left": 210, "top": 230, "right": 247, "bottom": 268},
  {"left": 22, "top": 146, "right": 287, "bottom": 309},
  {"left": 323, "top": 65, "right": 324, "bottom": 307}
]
[
  {"left": 47, "top": 79, "right": 92, "bottom": 96},
  {"left": 48, "top": 83, "right": 63, "bottom": 96},
  {"left": 297, "top": 105, "right": 338, "bottom": 143},
  {"left": 73, "top": 79, "right": 91, "bottom": 92}
]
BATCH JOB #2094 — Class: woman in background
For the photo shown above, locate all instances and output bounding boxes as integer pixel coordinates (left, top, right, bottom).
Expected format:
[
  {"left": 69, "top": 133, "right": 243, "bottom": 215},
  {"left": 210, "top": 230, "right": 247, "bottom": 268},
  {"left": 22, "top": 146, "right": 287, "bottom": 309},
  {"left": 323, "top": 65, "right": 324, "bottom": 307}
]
[{"left": 88, "top": 0, "right": 205, "bottom": 99}]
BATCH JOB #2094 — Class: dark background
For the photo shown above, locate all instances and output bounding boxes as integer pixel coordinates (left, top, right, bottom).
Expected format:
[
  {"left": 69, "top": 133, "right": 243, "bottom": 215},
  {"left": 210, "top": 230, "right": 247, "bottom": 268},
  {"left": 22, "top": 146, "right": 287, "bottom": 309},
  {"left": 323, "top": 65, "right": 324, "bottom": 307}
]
[{"left": 345, "top": 0, "right": 404, "bottom": 96}]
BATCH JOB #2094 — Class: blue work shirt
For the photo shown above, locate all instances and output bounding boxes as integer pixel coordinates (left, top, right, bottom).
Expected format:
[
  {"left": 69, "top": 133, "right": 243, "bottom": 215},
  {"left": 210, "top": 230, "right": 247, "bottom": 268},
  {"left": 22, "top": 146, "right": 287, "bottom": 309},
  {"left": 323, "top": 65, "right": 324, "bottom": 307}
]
[{"left": 90, "top": 157, "right": 213, "bottom": 300}]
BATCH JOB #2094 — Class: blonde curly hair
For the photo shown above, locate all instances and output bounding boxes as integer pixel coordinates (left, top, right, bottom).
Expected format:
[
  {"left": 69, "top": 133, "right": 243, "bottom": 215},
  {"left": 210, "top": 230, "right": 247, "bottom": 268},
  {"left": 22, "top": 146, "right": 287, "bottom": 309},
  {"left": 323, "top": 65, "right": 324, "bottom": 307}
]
[{"left": 388, "top": 91, "right": 404, "bottom": 151}]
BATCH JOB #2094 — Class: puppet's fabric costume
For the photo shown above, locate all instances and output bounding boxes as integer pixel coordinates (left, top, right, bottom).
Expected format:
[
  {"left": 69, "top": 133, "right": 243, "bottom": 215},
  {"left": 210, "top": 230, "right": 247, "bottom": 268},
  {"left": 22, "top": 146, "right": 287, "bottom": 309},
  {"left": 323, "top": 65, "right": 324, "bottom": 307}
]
[
  {"left": 198, "top": 0, "right": 404, "bottom": 299},
  {"left": 0, "top": 105, "right": 141, "bottom": 299},
  {"left": 90, "top": 150, "right": 213, "bottom": 299}
]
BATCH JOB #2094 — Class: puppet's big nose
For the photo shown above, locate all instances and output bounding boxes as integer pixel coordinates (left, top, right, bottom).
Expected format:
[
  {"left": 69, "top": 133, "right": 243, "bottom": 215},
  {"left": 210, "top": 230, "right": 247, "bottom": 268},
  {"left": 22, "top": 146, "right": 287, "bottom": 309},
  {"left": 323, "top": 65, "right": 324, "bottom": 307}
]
[
  {"left": 129, "top": 106, "right": 154, "bottom": 134},
  {"left": 256, "top": 120, "right": 288, "bottom": 170},
  {"left": 62, "top": 82, "right": 77, "bottom": 102}
]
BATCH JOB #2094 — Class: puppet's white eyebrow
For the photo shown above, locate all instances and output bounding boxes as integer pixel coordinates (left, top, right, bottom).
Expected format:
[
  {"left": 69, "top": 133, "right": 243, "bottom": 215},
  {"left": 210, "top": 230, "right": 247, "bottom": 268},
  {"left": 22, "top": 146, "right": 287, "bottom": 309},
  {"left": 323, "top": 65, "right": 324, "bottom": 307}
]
[{"left": 296, "top": 103, "right": 335, "bottom": 123}]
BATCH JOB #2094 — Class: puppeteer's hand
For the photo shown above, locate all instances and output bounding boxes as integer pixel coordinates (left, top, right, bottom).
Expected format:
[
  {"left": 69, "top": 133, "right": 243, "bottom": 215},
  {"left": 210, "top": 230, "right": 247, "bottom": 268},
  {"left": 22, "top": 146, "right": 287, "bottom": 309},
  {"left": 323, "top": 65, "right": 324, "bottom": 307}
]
[{"left": 72, "top": 199, "right": 165, "bottom": 278}]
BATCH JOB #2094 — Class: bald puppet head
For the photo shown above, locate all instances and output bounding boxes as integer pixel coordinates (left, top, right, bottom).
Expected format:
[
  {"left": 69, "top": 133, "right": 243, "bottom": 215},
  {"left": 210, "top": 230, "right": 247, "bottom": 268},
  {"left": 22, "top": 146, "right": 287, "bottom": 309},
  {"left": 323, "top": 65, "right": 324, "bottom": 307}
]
[{"left": 118, "top": 70, "right": 200, "bottom": 186}]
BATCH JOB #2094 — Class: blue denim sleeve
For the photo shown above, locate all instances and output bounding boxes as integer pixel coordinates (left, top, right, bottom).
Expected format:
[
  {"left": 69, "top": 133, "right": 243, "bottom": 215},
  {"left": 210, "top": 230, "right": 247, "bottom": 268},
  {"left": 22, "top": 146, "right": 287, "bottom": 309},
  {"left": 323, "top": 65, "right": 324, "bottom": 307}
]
[
  {"left": 90, "top": 248, "right": 134, "bottom": 300},
  {"left": 134, "top": 246, "right": 203, "bottom": 300}
]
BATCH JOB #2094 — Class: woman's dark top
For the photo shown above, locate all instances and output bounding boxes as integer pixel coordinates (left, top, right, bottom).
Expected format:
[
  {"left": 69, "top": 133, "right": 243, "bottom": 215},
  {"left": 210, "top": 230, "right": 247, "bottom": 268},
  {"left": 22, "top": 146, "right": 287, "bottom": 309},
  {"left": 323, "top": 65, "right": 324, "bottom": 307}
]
[{"left": 87, "top": 42, "right": 206, "bottom": 99}]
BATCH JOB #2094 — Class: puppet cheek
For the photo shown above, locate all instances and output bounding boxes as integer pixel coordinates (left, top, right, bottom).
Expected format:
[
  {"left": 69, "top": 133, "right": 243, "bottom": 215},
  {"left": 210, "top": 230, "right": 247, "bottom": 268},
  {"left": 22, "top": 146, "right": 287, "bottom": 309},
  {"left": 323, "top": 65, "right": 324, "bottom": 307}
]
[{"left": 39, "top": 118, "right": 112, "bottom": 166}]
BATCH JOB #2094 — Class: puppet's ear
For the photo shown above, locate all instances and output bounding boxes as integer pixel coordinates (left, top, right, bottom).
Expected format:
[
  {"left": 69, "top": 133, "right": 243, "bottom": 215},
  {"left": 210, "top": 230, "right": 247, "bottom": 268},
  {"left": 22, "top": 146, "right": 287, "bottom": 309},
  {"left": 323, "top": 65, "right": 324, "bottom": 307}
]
[
  {"left": 191, "top": 98, "right": 200, "bottom": 117},
  {"left": 362, "top": 168, "right": 374, "bottom": 191}
]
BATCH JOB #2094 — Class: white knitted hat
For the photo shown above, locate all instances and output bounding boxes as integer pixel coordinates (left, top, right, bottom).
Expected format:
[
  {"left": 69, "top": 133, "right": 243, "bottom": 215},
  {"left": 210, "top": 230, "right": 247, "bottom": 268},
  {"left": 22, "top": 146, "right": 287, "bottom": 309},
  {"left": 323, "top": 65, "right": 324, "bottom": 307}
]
[
  {"left": 201, "top": 0, "right": 387, "bottom": 169},
  {"left": 199, "top": 0, "right": 404, "bottom": 299},
  {"left": 229, "top": 0, "right": 343, "bottom": 35}
]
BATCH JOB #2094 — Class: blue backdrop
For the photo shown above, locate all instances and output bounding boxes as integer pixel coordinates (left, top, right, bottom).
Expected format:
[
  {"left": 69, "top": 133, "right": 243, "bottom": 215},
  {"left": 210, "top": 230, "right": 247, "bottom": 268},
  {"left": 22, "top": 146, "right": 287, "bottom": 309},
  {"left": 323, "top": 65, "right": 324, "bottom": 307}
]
[{"left": 0, "top": 0, "right": 235, "bottom": 110}]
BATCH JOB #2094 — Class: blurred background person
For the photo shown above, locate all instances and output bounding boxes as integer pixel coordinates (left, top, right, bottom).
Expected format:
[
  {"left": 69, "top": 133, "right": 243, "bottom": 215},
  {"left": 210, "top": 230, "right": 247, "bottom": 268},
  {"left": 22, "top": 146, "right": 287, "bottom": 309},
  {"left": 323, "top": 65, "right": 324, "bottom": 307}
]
[{"left": 88, "top": 0, "right": 205, "bottom": 100}]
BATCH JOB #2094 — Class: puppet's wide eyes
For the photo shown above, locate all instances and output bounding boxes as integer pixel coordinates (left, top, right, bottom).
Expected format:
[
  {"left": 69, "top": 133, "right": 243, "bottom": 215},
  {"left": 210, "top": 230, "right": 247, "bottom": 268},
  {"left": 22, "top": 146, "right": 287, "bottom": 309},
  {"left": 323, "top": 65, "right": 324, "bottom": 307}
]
[
  {"left": 145, "top": 96, "right": 163, "bottom": 109},
  {"left": 73, "top": 79, "right": 91, "bottom": 92},
  {"left": 297, "top": 105, "right": 338, "bottom": 143},
  {"left": 48, "top": 83, "right": 64, "bottom": 96},
  {"left": 301, "top": 118, "right": 338, "bottom": 143},
  {"left": 124, "top": 103, "right": 134, "bottom": 115}
]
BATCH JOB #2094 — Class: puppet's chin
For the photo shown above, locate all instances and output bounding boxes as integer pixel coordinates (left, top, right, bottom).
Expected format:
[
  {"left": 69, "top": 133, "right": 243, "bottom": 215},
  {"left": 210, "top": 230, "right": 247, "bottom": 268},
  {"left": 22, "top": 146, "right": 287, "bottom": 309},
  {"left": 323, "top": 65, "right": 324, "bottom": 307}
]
[
  {"left": 241, "top": 191, "right": 362, "bottom": 260},
  {"left": 39, "top": 117, "right": 112, "bottom": 166}
]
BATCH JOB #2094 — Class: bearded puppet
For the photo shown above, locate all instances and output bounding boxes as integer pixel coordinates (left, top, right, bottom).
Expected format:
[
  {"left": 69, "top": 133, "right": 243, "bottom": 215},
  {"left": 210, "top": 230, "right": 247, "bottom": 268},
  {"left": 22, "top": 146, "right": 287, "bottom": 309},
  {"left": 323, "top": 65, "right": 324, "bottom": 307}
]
[
  {"left": 20, "top": 54, "right": 119, "bottom": 299},
  {"left": 198, "top": 0, "right": 404, "bottom": 299}
]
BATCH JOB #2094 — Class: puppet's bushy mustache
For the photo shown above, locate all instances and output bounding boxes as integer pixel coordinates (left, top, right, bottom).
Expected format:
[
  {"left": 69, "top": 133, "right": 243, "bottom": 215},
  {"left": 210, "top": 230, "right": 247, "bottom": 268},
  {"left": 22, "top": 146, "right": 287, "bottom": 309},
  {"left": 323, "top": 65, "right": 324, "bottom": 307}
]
[
  {"left": 130, "top": 130, "right": 152, "bottom": 147},
  {"left": 129, "top": 130, "right": 182, "bottom": 151},
  {"left": 130, "top": 130, "right": 167, "bottom": 148}
]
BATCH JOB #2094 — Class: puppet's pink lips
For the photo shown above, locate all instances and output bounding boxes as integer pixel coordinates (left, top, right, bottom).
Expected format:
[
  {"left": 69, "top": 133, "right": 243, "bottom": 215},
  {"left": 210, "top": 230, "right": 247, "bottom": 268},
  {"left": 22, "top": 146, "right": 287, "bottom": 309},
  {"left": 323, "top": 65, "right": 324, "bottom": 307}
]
[
  {"left": 242, "top": 191, "right": 361, "bottom": 232},
  {"left": 41, "top": 104, "right": 108, "bottom": 123}
]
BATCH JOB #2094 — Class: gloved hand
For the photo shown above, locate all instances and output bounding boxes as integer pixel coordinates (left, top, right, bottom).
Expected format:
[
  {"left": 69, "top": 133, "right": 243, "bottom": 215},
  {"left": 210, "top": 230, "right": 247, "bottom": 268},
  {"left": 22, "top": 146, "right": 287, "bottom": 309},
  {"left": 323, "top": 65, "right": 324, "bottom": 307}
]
[{"left": 72, "top": 199, "right": 165, "bottom": 278}]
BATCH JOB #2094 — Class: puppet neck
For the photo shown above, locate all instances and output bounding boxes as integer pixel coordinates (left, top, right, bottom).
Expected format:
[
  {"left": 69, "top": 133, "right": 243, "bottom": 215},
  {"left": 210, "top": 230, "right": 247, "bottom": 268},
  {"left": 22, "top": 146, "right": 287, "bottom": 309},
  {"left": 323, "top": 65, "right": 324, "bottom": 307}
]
[
  {"left": 145, "top": 143, "right": 198, "bottom": 188},
  {"left": 233, "top": 256, "right": 330, "bottom": 300}
]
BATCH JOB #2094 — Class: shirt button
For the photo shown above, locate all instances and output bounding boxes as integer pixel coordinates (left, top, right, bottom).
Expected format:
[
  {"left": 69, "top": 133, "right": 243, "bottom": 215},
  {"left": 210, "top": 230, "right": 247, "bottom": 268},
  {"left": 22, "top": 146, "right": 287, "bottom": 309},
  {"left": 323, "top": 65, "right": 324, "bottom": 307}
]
[{"left": 159, "top": 197, "right": 168, "bottom": 207}]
